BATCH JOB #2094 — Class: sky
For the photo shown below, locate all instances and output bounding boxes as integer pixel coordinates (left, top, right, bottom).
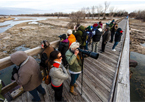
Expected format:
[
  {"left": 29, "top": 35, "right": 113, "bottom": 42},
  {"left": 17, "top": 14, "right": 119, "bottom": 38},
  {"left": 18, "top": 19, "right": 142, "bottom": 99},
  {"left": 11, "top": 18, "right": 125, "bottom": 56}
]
[{"left": 0, "top": 0, "right": 145, "bottom": 15}]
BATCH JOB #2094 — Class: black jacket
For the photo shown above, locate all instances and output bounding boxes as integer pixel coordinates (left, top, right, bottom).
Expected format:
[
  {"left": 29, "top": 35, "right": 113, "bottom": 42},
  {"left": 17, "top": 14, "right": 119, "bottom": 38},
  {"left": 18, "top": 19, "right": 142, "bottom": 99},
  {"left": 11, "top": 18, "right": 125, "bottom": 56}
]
[
  {"left": 115, "top": 28, "right": 123, "bottom": 42},
  {"left": 92, "top": 29, "right": 102, "bottom": 42},
  {"left": 58, "top": 39, "right": 69, "bottom": 56},
  {"left": 102, "top": 30, "right": 111, "bottom": 43}
]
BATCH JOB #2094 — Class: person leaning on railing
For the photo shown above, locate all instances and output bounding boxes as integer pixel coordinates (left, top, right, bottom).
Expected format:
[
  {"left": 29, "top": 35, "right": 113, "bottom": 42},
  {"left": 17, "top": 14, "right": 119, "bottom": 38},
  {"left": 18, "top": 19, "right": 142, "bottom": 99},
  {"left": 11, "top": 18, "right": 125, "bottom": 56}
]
[
  {"left": 65, "top": 42, "right": 82, "bottom": 96},
  {"left": 10, "top": 51, "right": 46, "bottom": 102}
]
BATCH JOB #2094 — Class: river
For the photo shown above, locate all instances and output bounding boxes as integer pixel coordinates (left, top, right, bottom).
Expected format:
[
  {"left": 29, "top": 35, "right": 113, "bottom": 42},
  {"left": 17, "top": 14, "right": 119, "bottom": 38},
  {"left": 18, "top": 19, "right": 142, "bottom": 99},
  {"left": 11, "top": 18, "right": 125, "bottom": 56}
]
[{"left": 130, "top": 51, "right": 145, "bottom": 101}]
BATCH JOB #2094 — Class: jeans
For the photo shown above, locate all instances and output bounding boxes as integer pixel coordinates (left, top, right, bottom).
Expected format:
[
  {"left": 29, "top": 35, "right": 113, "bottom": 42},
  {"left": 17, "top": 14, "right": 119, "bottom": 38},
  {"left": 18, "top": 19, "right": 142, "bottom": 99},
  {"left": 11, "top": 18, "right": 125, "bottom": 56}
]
[
  {"left": 92, "top": 41, "right": 99, "bottom": 53},
  {"left": 112, "top": 42, "right": 119, "bottom": 49},
  {"left": 51, "top": 84, "right": 63, "bottom": 101},
  {"left": 70, "top": 74, "right": 80, "bottom": 86},
  {"left": 29, "top": 84, "right": 45, "bottom": 101}
]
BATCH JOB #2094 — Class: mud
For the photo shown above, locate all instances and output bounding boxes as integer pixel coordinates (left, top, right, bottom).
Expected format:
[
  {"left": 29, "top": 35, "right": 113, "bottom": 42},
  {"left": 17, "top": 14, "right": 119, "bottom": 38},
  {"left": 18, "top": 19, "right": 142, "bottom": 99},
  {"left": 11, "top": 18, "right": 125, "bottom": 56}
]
[
  {"left": 129, "top": 18, "right": 145, "bottom": 54},
  {"left": 0, "top": 18, "right": 115, "bottom": 59}
]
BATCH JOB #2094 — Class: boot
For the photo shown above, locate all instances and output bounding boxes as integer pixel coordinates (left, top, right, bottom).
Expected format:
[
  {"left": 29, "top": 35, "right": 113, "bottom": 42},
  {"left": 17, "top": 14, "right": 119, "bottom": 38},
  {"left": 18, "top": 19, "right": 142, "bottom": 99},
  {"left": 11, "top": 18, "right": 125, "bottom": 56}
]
[
  {"left": 74, "top": 83, "right": 78, "bottom": 87},
  {"left": 70, "top": 85, "right": 78, "bottom": 96}
]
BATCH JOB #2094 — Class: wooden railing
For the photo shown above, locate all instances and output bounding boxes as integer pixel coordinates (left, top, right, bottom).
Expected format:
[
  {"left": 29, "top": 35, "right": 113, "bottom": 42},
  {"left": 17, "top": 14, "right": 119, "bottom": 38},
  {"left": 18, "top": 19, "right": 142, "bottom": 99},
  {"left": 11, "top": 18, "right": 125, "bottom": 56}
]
[{"left": 0, "top": 40, "right": 59, "bottom": 98}]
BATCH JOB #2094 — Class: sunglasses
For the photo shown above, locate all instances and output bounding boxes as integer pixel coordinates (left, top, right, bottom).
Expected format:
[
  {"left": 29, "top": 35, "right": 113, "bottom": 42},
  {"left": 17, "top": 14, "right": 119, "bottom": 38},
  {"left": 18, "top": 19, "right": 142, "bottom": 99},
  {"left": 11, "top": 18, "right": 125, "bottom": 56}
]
[{"left": 58, "top": 56, "right": 62, "bottom": 59}]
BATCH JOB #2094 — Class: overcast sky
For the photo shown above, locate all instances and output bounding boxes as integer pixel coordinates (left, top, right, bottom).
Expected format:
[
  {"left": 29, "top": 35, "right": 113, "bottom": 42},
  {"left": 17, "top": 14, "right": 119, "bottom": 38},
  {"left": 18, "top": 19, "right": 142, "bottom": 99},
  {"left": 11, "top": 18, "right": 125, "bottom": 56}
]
[{"left": 0, "top": 0, "right": 145, "bottom": 14}]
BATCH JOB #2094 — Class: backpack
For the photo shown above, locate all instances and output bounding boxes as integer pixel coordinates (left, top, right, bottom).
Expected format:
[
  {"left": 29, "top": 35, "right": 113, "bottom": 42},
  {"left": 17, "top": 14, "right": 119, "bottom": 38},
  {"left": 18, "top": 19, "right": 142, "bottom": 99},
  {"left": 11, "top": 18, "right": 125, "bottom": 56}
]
[{"left": 81, "top": 30, "right": 88, "bottom": 45}]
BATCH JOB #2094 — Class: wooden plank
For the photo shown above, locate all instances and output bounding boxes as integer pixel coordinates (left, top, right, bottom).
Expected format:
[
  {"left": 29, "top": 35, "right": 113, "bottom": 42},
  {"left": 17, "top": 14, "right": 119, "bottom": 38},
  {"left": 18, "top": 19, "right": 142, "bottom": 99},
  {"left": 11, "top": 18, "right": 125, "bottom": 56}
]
[
  {"left": 113, "top": 19, "right": 130, "bottom": 102},
  {"left": 22, "top": 92, "right": 27, "bottom": 102},
  {"left": 41, "top": 82, "right": 50, "bottom": 102},
  {"left": 27, "top": 91, "right": 33, "bottom": 102},
  {"left": 1, "top": 81, "right": 17, "bottom": 94},
  {"left": 0, "top": 40, "right": 59, "bottom": 70}
]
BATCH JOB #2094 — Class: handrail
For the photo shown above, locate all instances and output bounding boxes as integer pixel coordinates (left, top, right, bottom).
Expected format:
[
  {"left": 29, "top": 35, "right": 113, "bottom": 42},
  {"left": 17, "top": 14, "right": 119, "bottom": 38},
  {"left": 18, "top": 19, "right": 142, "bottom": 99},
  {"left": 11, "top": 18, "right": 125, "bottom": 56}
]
[
  {"left": 1, "top": 40, "right": 59, "bottom": 95},
  {"left": 113, "top": 19, "right": 130, "bottom": 102}
]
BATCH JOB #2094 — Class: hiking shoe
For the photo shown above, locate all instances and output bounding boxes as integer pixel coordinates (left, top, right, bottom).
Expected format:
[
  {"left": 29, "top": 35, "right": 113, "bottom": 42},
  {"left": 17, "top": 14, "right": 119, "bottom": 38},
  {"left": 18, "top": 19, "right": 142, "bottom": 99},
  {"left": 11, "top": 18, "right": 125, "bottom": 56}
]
[{"left": 112, "top": 49, "right": 116, "bottom": 51}]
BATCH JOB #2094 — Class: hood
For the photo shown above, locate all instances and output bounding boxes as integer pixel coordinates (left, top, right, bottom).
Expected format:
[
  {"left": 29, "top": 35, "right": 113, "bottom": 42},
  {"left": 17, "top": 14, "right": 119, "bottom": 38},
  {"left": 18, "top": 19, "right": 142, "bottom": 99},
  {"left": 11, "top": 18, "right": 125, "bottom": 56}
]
[
  {"left": 62, "top": 39, "right": 69, "bottom": 43},
  {"left": 10, "top": 51, "right": 28, "bottom": 66},
  {"left": 78, "top": 26, "right": 85, "bottom": 31},
  {"left": 98, "top": 28, "right": 102, "bottom": 32},
  {"left": 116, "top": 28, "right": 123, "bottom": 34}
]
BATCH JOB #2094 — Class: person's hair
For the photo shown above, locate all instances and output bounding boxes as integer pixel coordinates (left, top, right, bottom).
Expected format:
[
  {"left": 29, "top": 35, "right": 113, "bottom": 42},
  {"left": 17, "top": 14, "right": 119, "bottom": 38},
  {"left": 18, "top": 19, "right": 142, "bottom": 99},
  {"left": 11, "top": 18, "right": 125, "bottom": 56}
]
[
  {"left": 41, "top": 40, "right": 50, "bottom": 48},
  {"left": 49, "top": 51, "right": 60, "bottom": 62},
  {"left": 70, "top": 42, "right": 80, "bottom": 50}
]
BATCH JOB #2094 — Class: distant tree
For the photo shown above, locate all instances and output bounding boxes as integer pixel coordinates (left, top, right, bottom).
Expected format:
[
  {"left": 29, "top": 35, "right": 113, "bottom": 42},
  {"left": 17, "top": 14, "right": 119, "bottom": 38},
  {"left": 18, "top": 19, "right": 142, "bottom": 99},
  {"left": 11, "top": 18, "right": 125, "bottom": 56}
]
[
  {"left": 81, "top": 7, "right": 86, "bottom": 20},
  {"left": 86, "top": 7, "right": 90, "bottom": 19},
  {"left": 91, "top": 6, "right": 95, "bottom": 19},
  {"left": 69, "top": 11, "right": 86, "bottom": 24},
  {"left": 103, "top": 1, "right": 110, "bottom": 19},
  {"left": 109, "top": 6, "right": 116, "bottom": 19},
  {"left": 96, "top": 5, "right": 103, "bottom": 20}
]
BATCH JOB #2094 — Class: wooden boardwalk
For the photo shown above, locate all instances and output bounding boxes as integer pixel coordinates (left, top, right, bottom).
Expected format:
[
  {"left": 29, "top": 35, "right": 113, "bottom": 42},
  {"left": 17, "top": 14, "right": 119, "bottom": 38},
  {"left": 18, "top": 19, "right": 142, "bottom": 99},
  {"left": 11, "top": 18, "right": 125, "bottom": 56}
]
[{"left": 13, "top": 19, "right": 127, "bottom": 102}]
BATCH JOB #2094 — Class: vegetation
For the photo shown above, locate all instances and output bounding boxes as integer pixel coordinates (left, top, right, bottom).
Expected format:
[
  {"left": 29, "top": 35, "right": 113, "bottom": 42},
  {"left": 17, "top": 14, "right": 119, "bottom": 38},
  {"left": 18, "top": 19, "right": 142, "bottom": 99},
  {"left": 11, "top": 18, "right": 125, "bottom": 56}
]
[{"left": 130, "top": 10, "right": 145, "bottom": 22}]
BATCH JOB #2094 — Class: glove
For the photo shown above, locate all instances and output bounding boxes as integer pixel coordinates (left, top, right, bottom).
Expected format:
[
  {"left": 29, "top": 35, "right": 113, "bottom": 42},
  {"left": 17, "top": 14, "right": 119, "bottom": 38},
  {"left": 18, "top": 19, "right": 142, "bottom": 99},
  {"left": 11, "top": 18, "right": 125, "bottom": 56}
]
[{"left": 11, "top": 66, "right": 18, "bottom": 80}]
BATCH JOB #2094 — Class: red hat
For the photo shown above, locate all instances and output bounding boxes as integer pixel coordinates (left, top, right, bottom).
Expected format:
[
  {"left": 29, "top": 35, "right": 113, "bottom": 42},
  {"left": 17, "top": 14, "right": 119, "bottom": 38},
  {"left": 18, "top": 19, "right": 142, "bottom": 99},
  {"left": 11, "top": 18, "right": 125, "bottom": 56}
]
[{"left": 93, "top": 23, "right": 98, "bottom": 27}]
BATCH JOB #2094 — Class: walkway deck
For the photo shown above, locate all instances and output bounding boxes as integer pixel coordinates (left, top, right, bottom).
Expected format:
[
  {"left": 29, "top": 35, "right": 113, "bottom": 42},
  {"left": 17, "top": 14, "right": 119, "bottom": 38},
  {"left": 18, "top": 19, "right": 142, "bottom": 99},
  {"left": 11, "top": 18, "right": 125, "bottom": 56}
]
[{"left": 13, "top": 19, "right": 127, "bottom": 102}]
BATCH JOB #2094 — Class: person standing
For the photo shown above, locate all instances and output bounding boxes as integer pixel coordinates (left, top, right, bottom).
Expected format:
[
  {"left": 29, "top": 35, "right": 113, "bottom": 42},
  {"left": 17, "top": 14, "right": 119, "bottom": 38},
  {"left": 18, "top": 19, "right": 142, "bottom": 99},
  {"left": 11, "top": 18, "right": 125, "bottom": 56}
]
[
  {"left": 85, "top": 26, "right": 92, "bottom": 50},
  {"left": 92, "top": 25, "right": 102, "bottom": 53},
  {"left": 100, "top": 27, "right": 111, "bottom": 53},
  {"left": 67, "top": 29, "right": 76, "bottom": 47},
  {"left": 73, "top": 24, "right": 87, "bottom": 49},
  {"left": 11, "top": 51, "right": 46, "bottom": 102},
  {"left": 49, "top": 51, "right": 68, "bottom": 102},
  {"left": 112, "top": 28, "right": 123, "bottom": 51},
  {"left": 58, "top": 34, "right": 69, "bottom": 67},
  {"left": 65, "top": 42, "right": 82, "bottom": 96},
  {"left": 109, "top": 22, "right": 118, "bottom": 43},
  {"left": 40, "top": 40, "right": 54, "bottom": 76}
]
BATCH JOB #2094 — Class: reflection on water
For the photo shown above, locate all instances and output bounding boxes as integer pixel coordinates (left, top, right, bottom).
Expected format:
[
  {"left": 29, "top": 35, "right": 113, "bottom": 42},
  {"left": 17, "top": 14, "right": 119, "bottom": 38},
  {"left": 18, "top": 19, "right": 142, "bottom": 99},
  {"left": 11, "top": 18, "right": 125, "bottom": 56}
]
[{"left": 130, "top": 52, "right": 145, "bottom": 101}]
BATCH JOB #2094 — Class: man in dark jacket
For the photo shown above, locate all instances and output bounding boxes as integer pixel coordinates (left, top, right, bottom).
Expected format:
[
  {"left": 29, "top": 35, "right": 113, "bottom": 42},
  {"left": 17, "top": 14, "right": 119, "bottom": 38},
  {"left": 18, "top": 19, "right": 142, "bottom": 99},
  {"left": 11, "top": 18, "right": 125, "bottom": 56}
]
[
  {"left": 58, "top": 34, "right": 69, "bottom": 67},
  {"left": 92, "top": 26, "right": 102, "bottom": 53},
  {"left": 112, "top": 28, "right": 123, "bottom": 51},
  {"left": 100, "top": 27, "right": 111, "bottom": 53},
  {"left": 109, "top": 22, "right": 118, "bottom": 43}
]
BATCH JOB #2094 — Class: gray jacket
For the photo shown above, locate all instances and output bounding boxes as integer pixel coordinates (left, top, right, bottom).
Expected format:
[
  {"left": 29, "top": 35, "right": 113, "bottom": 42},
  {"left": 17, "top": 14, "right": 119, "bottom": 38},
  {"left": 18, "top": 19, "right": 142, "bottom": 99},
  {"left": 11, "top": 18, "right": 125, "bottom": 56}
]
[{"left": 49, "top": 64, "right": 68, "bottom": 86}]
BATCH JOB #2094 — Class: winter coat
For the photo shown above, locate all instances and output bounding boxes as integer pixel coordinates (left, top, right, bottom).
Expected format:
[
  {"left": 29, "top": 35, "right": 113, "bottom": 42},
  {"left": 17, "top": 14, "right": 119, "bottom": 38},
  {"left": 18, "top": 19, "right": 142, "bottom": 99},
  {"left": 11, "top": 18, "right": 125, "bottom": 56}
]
[
  {"left": 115, "top": 28, "right": 123, "bottom": 42},
  {"left": 86, "top": 31, "right": 93, "bottom": 43},
  {"left": 11, "top": 51, "right": 42, "bottom": 91},
  {"left": 102, "top": 28, "right": 111, "bottom": 43},
  {"left": 92, "top": 28, "right": 102, "bottom": 42},
  {"left": 68, "top": 34, "right": 76, "bottom": 47},
  {"left": 65, "top": 49, "right": 82, "bottom": 72},
  {"left": 58, "top": 39, "right": 69, "bottom": 56},
  {"left": 49, "top": 62, "right": 68, "bottom": 86},
  {"left": 73, "top": 26, "right": 86, "bottom": 46},
  {"left": 40, "top": 45, "right": 54, "bottom": 68}
]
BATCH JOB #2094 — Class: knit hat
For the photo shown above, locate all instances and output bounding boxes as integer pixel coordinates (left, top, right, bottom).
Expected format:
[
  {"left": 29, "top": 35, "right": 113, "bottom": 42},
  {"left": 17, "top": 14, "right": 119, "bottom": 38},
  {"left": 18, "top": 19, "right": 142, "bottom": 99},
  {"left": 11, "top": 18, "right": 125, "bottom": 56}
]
[
  {"left": 59, "top": 34, "right": 66, "bottom": 39},
  {"left": 70, "top": 42, "right": 80, "bottom": 50},
  {"left": 86, "top": 26, "right": 91, "bottom": 31},
  {"left": 97, "top": 25, "right": 101, "bottom": 28},
  {"left": 93, "top": 23, "right": 98, "bottom": 27},
  {"left": 67, "top": 29, "right": 72, "bottom": 35}
]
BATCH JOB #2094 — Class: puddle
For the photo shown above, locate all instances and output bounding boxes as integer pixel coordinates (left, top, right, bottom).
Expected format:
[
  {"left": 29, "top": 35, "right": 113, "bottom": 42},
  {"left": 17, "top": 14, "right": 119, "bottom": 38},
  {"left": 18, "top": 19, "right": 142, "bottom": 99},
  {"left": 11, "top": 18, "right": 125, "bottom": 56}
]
[
  {"left": 140, "top": 43, "right": 145, "bottom": 47},
  {"left": 14, "top": 45, "right": 30, "bottom": 51}
]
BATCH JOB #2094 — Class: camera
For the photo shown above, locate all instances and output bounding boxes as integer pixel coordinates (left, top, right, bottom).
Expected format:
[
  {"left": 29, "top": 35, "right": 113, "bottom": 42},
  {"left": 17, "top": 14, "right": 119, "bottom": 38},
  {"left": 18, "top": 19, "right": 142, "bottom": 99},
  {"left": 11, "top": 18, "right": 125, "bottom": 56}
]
[{"left": 77, "top": 48, "right": 99, "bottom": 59}]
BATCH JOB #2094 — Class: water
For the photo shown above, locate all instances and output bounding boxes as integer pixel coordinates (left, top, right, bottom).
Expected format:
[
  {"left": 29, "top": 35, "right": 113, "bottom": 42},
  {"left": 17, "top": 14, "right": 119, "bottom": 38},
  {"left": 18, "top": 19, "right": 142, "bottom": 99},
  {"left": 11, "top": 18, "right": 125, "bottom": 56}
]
[{"left": 130, "top": 51, "right": 145, "bottom": 101}]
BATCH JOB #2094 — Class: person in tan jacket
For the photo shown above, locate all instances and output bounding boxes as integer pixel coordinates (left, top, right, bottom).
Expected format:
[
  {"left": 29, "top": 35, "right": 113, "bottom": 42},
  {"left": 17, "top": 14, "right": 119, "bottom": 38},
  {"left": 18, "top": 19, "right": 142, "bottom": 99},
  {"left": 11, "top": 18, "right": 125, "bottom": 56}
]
[
  {"left": 11, "top": 51, "right": 45, "bottom": 102},
  {"left": 49, "top": 50, "right": 68, "bottom": 102}
]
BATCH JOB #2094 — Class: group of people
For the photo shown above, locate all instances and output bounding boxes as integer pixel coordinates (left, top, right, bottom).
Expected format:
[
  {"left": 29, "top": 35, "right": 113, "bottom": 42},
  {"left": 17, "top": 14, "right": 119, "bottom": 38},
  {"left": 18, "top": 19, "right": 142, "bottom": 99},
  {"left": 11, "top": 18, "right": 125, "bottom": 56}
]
[{"left": 10, "top": 20, "right": 123, "bottom": 102}]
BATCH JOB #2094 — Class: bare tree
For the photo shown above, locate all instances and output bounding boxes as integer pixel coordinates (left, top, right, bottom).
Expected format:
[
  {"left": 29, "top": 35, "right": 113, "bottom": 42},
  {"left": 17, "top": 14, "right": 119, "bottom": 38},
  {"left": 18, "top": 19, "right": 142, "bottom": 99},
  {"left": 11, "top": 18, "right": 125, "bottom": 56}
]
[
  {"left": 86, "top": 7, "right": 90, "bottom": 19},
  {"left": 81, "top": 7, "right": 86, "bottom": 20},
  {"left": 91, "top": 6, "right": 95, "bottom": 19},
  {"left": 69, "top": 11, "right": 86, "bottom": 24},
  {"left": 103, "top": 1, "right": 110, "bottom": 19},
  {"left": 96, "top": 5, "right": 103, "bottom": 20},
  {"left": 109, "top": 6, "right": 116, "bottom": 19}
]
